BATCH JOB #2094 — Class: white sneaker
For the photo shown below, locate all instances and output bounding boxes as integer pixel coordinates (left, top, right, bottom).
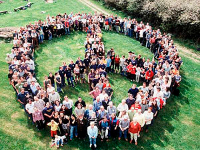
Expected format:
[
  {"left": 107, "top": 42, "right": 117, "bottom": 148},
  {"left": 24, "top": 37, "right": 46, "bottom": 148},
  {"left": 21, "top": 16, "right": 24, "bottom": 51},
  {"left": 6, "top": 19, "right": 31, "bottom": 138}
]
[
  {"left": 94, "top": 144, "right": 97, "bottom": 148},
  {"left": 90, "top": 144, "right": 92, "bottom": 148}
]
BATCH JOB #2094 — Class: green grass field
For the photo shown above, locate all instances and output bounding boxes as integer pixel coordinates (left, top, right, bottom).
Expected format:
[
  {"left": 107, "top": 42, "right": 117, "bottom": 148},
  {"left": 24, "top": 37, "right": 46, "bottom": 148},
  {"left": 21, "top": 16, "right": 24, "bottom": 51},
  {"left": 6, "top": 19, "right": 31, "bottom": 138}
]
[{"left": 0, "top": 0, "right": 200, "bottom": 150}]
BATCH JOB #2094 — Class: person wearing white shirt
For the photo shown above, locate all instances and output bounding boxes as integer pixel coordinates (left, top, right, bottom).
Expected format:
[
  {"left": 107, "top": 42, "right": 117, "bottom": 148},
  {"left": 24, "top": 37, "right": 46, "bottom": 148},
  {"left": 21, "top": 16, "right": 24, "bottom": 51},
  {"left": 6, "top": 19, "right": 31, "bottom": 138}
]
[
  {"left": 49, "top": 90, "right": 60, "bottom": 104},
  {"left": 153, "top": 86, "right": 163, "bottom": 99},
  {"left": 99, "top": 90, "right": 108, "bottom": 102},
  {"left": 62, "top": 95, "right": 73, "bottom": 115},
  {"left": 26, "top": 99, "right": 35, "bottom": 121},
  {"left": 143, "top": 108, "right": 154, "bottom": 132},
  {"left": 134, "top": 109, "right": 145, "bottom": 128},
  {"left": 117, "top": 99, "right": 129, "bottom": 114}
]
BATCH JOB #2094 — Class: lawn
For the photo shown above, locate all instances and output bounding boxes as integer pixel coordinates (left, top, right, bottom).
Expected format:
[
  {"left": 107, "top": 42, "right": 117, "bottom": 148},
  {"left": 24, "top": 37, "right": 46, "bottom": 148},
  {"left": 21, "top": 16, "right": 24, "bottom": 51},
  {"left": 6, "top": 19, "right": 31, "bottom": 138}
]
[{"left": 0, "top": 0, "right": 200, "bottom": 150}]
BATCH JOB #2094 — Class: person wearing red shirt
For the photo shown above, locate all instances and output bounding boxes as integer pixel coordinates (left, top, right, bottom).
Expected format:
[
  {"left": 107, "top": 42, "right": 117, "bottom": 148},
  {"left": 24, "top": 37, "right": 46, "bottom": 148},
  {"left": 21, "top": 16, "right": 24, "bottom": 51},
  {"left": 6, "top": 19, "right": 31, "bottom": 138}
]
[
  {"left": 145, "top": 67, "right": 154, "bottom": 85},
  {"left": 129, "top": 118, "right": 141, "bottom": 145},
  {"left": 102, "top": 79, "right": 111, "bottom": 89},
  {"left": 127, "top": 62, "right": 135, "bottom": 81},
  {"left": 114, "top": 55, "right": 120, "bottom": 73},
  {"left": 130, "top": 101, "right": 141, "bottom": 110}
]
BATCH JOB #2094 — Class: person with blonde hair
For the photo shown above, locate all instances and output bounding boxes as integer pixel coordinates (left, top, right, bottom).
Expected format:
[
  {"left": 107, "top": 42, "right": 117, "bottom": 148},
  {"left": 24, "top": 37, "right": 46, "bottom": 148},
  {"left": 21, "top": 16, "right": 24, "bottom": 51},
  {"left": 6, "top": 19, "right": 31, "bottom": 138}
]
[{"left": 129, "top": 118, "right": 141, "bottom": 145}]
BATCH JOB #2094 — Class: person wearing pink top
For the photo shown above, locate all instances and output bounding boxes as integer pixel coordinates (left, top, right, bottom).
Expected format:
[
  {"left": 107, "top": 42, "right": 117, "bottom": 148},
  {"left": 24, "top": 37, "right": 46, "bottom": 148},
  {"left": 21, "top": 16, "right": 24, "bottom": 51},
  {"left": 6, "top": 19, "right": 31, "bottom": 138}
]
[
  {"left": 89, "top": 86, "right": 101, "bottom": 101},
  {"left": 32, "top": 107, "right": 44, "bottom": 130}
]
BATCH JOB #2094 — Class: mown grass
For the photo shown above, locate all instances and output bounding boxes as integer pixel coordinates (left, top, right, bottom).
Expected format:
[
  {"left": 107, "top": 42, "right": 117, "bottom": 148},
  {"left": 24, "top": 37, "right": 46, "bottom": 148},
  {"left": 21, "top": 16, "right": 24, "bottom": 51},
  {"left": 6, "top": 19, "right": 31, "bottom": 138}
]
[{"left": 0, "top": 0, "right": 200, "bottom": 150}]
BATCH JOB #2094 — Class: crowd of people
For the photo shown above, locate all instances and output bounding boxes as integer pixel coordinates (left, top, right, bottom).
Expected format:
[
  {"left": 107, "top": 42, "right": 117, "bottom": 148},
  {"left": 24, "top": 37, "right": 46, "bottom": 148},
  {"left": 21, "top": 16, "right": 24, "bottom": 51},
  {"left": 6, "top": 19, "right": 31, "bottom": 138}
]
[{"left": 6, "top": 12, "right": 183, "bottom": 149}]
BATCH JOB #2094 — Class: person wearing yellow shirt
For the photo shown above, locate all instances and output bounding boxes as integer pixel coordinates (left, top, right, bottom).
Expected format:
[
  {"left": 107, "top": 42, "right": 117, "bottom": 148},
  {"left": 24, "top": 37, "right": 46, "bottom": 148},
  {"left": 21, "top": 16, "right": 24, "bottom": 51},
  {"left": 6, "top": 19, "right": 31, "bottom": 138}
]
[{"left": 47, "top": 120, "right": 59, "bottom": 139}]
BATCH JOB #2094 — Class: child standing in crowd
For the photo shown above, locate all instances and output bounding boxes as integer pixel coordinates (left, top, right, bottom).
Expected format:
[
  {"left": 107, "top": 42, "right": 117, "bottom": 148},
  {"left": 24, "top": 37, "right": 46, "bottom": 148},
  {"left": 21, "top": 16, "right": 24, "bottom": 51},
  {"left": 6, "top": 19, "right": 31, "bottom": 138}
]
[{"left": 47, "top": 120, "right": 59, "bottom": 144}]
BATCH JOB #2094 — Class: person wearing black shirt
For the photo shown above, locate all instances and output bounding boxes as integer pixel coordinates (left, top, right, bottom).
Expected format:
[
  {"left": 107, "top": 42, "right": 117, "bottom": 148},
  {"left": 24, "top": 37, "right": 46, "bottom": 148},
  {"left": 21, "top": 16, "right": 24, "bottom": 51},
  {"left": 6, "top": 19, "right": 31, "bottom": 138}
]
[
  {"left": 58, "top": 66, "right": 65, "bottom": 87},
  {"left": 79, "top": 62, "right": 86, "bottom": 84},
  {"left": 8, "top": 69, "right": 13, "bottom": 85},
  {"left": 43, "top": 102, "right": 54, "bottom": 124},
  {"left": 126, "top": 94, "right": 136, "bottom": 109},
  {"left": 65, "top": 66, "right": 74, "bottom": 87},
  {"left": 84, "top": 56, "right": 90, "bottom": 74},
  {"left": 48, "top": 72, "right": 55, "bottom": 87},
  {"left": 77, "top": 114, "right": 88, "bottom": 139},
  {"left": 69, "top": 61, "right": 75, "bottom": 71},
  {"left": 17, "top": 88, "right": 29, "bottom": 110},
  {"left": 74, "top": 97, "right": 86, "bottom": 108},
  {"left": 92, "top": 75, "right": 99, "bottom": 89},
  {"left": 98, "top": 61, "right": 106, "bottom": 70},
  {"left": 110, "top": 51, "right": 115, "bottom": 73},
  {"left": 128, "top": 84, "right": 139, "bottom": 98},
  {"left": 136, "top": 55, "right": 143, "bottom": 67},
  {"left": 70, "top": 114, "right": 78, "bottom": 140},
  {"left": 23, "top": 82, "right": 32, "bottom": 94}
]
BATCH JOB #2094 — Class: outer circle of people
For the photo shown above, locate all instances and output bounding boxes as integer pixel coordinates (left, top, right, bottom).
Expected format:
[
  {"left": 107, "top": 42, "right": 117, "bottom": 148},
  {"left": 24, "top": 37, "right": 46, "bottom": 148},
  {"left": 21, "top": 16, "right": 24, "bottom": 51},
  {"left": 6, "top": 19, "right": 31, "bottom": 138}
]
[{"left": 7, "top": 12, "right": 183, "bottom": 149}]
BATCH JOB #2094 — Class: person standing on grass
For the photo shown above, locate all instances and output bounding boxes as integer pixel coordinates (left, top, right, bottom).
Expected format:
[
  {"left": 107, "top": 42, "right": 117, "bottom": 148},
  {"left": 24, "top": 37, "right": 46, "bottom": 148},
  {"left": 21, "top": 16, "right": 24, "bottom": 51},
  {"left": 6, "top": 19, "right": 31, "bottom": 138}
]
[
  {"left": 77, "top": 114, "right": 88, "bottom": 140},
  {"left": 143, "top": 107, "right": 154, "bottom": 133},
  {"left": 25, "top": 99, "right": 35, "bottom": 121},
  {"left": 89, "top": 86, "right": 101, "bottom": 101},
  {"left": 87, "top": 122, "right": 98, "bottom": 148},
  {"left": 74, "top": 64, "right": 80, "bottom": 84},
  {"left": 118, "top": 116, "right": 130, "bottom": 141},
  {"left": 105, "top": 55, "right": 111, "bottom": 73},
  {"left": 63, "top": 95, "right": 73, "bottom": 116},
  {"left": 114, "top": 55, "right": 120, "bottom": 73},
  {"left": 48, "top": 89, "right": 60, "bottom": 105},
  {"left": 55, "top": 72, "right": 62, "bottom": 93},
  {"left": 17, "top": 88, "right": 29, "bottom": 110},
  {"left": 109, "top": 113, "right": 119, "bottom": 140},
  {"left": 70, "top": 114, "right": 78, "bottom": 140},
  {"left": 32, "top": 107, "right": 44, "bottom": 130},
  {"left": 43, "top": 102, "right": 55, "bottom": 124},
  {"left": 47, "top": 120, "right": 59, "bottom": 144},
  {"left": 119, "top": 55, "right": 126, "bottom": 75},
  {"left": 59, "top": 66, "right": 65, "bottom": 87},
  {"left": 128, "top": 84, "right": 139, "bottom": 98},
  {"left": 48, "top": 72, "right": 55, "bottom": 87},
  {"left": 99, "top": 116, "right": 110, "bottom": 142},
  {"left": 129, "top": 118, "right": 141, "bottom": 145},
  {"left": 145, "top": 67, "right": 154, "bottom": 85},
  {"left": 65, "top": 66, "right": 74, "bottom": 87},
  {"left": 43, "top": 76, "right": 51, "bottom": 91}
]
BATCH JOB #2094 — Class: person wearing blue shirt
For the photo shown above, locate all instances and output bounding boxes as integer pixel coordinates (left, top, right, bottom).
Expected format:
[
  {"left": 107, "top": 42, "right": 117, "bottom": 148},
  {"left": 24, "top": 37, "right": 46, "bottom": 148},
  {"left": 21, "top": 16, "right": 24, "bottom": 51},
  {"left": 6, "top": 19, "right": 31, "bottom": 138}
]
[
  {"left": 106, "top": 56, "right": 111, "bottom": 73},
  {"left": 93, "top": 96, "right": 102, "bottom": 112},
  {"left": 99, "top": 117, "right": 109, "bottom": 141},
  {"left": 87, "top": 122, "right": 98, "bottom": 148}
]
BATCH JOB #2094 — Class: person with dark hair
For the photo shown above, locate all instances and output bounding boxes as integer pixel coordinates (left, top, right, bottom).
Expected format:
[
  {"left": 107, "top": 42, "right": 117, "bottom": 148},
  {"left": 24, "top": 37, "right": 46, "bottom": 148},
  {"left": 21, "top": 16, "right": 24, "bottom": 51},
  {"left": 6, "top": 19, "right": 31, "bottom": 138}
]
[
  {"left": 43, "top": 102, "right": 54, "bottom": 124},
  {"left": 109, "top": 113, "right": 119, "bottom": 140},
  {"left": 99, "top": 116, "right": 109, "bottom": 141},
  {"left": 48, "top": 72, "right": 55, "bottom": 87},
  {"left": 65, "top": 66, "right": 74, "bottom": 88},
  {"left": 32, "top": 107, "right": 45, "bottom": 130},
  {"left": 77, "top": 114, "right": 88, "bottom": 139},
  {"left": 55, "top": 72, "right": 62, "bottom": 93},
  {"left": 74, "top": 97, "right": 86, "bottom": 108},
  {"left": 58, "top": 66, "right": 65, "bottom": 87},
  {"left": 70, "top": 114, "right": 78, "bottom": 140}
]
